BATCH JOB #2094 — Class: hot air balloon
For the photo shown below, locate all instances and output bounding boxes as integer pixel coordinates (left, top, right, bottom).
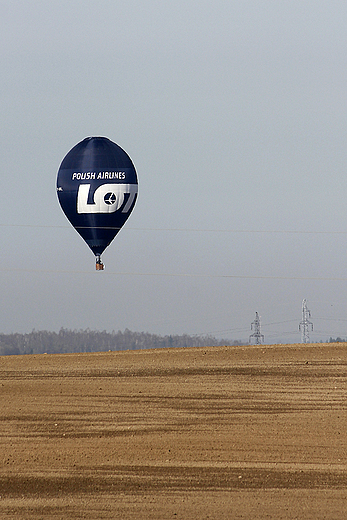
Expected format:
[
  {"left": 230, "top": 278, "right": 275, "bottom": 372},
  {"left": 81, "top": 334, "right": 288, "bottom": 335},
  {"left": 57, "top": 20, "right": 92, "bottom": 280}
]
[{"left": 57, "top": 137, "right": 138, "bottom": 270}]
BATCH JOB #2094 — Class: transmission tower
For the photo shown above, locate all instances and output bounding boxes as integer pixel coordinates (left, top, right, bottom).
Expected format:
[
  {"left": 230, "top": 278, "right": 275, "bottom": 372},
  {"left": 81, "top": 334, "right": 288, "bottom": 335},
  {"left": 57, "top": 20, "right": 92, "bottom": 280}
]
[
  {"left": 299, "top": 299, "right": 313, "bottom": 343},
  {"left": 249, "top": 312, "right": 264, "bottom": 345}
]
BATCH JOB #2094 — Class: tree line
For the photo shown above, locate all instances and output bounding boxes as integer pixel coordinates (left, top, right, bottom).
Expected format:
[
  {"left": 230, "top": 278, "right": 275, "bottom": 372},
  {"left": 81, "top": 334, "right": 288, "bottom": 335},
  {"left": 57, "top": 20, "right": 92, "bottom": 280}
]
[{"left": 0, "top": 328, "right": 243, "bottom": 356}]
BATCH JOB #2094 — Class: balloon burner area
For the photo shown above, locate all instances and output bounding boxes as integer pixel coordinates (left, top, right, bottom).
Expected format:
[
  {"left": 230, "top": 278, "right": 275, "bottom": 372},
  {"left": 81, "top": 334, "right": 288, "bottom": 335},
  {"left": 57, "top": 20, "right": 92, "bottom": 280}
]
[{"left": 95, "top": 255, "right": 104, "bottom": 271}]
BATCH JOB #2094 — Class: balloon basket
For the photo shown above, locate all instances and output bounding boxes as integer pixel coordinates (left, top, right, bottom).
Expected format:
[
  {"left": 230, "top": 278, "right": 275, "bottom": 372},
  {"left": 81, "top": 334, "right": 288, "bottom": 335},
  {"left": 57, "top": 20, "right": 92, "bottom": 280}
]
[{"left": 96, "top": 261, "right": 104, "bottom": 271}]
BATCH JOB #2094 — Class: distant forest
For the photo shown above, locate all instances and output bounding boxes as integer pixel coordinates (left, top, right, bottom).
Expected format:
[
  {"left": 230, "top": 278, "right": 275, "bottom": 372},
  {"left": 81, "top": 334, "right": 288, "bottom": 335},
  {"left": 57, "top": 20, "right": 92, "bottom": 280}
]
[{"left": 0, "top": 328, "right": 243, "bottom": 356}]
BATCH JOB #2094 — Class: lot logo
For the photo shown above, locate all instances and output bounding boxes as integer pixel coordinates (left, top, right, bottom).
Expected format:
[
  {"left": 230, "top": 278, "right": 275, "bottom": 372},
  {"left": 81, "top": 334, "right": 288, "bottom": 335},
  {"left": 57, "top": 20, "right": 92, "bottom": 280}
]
[{"left": 77, "top": 183, "right": 137, "bottom": 214}]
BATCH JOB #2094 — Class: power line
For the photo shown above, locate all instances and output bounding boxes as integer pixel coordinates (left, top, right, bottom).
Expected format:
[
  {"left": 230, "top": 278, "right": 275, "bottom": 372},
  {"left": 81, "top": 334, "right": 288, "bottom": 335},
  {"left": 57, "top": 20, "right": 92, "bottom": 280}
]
[
  {"left": 2, "top": 223, "right": 347, "bottom": 235},
  {"left": 195, "top": 319, "right": 299, "bottom": 337},
  {"left": 261, "top": 319, "right": 299, "bottom": 327},
  {"left": 0, "top": 267, "right": 347, "bottom": 282},
  {"left": 315, "top": 317, "right": 347, "bottom": 323},
  {"left": 2, "top": 267, "right": 347, "bottom": 281}
]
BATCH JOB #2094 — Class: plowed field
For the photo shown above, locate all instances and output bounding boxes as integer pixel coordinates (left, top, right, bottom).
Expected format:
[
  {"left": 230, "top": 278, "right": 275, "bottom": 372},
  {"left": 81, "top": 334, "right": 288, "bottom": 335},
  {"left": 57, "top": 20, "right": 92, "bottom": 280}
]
[{"left": 0, "top": 343, "right": 346, "bottom": 519}]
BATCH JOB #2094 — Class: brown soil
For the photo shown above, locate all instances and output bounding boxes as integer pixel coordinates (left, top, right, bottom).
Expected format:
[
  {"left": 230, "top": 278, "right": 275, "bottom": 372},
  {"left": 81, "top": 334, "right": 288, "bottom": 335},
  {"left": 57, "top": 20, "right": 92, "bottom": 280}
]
[{"left": 0, "top": 343, "right": 346, "bottom": 519}]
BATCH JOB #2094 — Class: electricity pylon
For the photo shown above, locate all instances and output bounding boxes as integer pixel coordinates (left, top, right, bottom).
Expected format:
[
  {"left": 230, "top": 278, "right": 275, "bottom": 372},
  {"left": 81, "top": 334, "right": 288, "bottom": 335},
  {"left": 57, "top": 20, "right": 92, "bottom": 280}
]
[
  {"left": 249, "top": 312, "right": 264, "bottom": 345},
  {"left": 299, "top": 299, "right": 313, "bottom": 343}
]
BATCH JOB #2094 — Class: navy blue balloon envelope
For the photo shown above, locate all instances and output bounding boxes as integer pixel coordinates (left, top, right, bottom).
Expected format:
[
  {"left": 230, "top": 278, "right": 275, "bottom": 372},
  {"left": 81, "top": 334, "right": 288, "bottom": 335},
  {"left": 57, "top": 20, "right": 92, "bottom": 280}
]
[{"left": 57, "top": 137, "right": 138, "bottom": 270}]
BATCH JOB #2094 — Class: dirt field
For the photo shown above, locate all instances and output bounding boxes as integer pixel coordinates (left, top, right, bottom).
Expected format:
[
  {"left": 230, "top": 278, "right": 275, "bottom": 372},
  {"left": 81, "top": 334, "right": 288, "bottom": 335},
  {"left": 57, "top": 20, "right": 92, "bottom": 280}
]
[{"left": 0, "top": 343, "right": 346, "bottom": 519}]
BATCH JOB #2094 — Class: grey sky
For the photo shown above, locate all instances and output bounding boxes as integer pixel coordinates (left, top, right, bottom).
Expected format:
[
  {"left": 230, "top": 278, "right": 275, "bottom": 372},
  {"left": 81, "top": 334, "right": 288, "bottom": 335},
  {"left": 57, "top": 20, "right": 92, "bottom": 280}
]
[{"left": 2, "top": 1, "right": 347, "bottom": 343}]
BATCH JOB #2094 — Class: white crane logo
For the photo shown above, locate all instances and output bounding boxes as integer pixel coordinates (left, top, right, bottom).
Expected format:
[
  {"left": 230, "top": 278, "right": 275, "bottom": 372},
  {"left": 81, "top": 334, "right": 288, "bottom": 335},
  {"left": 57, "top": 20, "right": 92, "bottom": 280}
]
[{"left": 103, "top": 192, "right": 117, "bottom": 205}]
